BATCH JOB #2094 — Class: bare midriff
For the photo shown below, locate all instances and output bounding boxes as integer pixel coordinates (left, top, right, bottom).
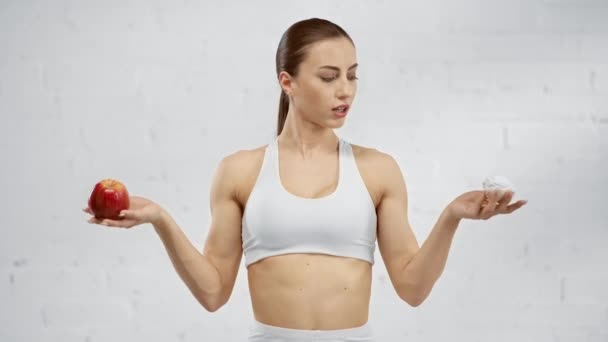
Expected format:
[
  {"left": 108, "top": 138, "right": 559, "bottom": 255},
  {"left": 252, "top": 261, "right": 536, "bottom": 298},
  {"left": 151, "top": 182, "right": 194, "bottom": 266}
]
[{"left": 247, "top": 253, "right": 372, "bottom": 330}]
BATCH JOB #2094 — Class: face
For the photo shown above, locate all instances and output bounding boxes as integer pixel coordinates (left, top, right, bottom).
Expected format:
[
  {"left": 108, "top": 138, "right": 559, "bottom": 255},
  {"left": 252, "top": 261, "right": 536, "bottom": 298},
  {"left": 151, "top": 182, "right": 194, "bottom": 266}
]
[{"left": 279, "top": 37, "right": 358, "bottom": 127}]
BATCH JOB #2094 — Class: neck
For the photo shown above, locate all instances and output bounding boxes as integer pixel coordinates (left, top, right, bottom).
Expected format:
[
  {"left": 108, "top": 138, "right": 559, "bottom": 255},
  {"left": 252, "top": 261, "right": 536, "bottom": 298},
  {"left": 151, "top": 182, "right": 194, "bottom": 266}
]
[{"left": 279, "top": 109, "right": 340, "bottom": 158}]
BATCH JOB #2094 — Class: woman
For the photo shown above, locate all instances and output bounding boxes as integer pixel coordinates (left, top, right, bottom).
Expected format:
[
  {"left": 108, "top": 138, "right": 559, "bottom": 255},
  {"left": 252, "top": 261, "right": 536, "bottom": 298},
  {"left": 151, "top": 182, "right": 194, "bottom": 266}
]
[{"left": 84, "top": 18, "right": 527, "bottom": 342}]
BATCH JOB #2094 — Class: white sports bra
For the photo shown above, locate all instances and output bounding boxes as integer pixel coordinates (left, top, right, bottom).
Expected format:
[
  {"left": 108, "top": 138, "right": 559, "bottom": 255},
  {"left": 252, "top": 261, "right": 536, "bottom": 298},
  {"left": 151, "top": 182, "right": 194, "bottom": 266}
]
[{"left": 241, "top": 136, "right": 377, "bottom": 267}]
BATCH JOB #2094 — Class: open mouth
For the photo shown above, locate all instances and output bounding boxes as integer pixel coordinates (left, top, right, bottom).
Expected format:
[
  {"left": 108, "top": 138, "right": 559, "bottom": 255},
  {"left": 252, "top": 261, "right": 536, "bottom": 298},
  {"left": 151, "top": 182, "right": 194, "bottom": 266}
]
[{"left": 332, "top": 104, "right": 350, "bottom": 117}]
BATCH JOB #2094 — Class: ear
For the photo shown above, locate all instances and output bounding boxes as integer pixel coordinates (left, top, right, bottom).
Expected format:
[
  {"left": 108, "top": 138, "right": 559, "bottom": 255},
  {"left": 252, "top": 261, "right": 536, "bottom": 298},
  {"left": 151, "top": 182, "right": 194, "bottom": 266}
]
[{"left": 278, "top": 71, "right": 295, "bottom": 96}]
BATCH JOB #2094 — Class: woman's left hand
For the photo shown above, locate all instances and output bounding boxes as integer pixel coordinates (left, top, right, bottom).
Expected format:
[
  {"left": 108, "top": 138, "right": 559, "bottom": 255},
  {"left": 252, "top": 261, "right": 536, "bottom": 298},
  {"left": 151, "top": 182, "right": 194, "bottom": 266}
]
[{"left": 447, "top": 189, "right": 527, "bottom": 221}]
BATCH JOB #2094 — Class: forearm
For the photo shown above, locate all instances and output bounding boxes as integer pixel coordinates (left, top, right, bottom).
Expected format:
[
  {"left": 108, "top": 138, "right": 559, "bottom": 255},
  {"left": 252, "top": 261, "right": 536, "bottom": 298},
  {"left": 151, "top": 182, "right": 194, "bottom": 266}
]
[
  {"left": 400, "top": 207, "right": 461, "bottom": 305},
  {"left": 153, "top": 209, "right": 222, "bottom": 311}
]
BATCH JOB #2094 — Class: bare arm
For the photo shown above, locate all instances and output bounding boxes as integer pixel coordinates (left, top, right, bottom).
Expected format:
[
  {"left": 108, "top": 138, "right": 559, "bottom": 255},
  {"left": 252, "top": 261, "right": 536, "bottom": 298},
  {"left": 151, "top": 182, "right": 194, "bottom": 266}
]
[
  {"left": 154, "top": 153, "right": 244, "bottom": 312},
  {"left": 376, "top": 152, "right": 461, "bottom": 307},
  {"left": 154, "top": 210, "right": 223, "bottom": 311},
  {"left": 398, "top": 208, "right": 460, "bottom": 306}
]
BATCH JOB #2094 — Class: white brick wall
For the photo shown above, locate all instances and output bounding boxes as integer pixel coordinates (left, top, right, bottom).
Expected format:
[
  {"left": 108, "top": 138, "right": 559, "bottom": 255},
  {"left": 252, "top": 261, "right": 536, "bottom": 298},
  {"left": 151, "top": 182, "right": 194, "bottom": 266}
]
[{"left": 1, "top": 0, "right": 606, "bottom": 341}]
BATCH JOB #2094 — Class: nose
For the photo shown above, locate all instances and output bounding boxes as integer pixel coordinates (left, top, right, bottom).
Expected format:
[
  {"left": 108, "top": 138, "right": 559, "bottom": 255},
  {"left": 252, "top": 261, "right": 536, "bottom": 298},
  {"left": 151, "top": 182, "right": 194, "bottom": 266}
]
[{"left": 336, "top": 77, "right": 355, "bottom": 99}]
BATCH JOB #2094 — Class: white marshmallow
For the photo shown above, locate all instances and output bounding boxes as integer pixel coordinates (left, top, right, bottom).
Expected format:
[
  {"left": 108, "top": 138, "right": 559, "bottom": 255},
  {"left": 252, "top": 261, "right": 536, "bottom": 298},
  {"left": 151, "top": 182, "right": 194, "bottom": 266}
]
[{"left": 482, "top": 176, "right": 514, "bottom": 200}]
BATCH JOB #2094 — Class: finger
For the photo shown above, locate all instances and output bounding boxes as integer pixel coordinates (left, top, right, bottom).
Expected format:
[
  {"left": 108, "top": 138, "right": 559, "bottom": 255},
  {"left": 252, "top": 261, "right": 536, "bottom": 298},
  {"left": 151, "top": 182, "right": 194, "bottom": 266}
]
[
  {"left": 496, "top": 191, "right": 515, "bottom": 212},
  {"left": 506, "top": 199, "right": 528, "bottom": 213},
  {"left": 88, "top": 216, "right": 127, "bottom": 228},
  {"left": 87, "top": 216, "right": 102, "bottom": 224},
  {"left": 118, "top": 210, "right": 142, "bottom": 225},
  {"left": 82, "top": 207, "right": 93, "bottom": 215},
  {"left": 118, "top": 210, "right": 133, "bottom": 219},
  {"left": 481, "top": 190, "right": 496, "bottom": 208},
  {"left": 491, "top": 190, "right": 503, "bottom": 206},
  {"left": 481, "top": 189, "right": 498, "bottom": 204},
  {"left": 481, "top": 190, "right": 499, "bottom": 218},
  {"left": 99, "top": 218, "right": 130, "bottom": 229},
  {"left": 476, "top": 191, "right": 487, "bottom": 209}
]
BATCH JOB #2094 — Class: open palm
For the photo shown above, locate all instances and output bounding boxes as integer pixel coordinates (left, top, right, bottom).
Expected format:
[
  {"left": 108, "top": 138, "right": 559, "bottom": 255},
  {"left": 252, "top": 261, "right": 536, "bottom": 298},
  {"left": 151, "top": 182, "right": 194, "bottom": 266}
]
[
  {"left": 448, "top": 189, "right": 527, "bottom": 221},
  {"left": 83, "top": 195, "right": 163, "bottom": 229}
]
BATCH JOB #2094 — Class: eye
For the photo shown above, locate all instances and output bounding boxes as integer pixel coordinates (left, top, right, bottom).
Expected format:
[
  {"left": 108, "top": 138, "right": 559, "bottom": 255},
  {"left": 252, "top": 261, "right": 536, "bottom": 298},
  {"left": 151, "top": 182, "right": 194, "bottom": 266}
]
[{"left": 321, "top": 75, "right": 359, "bottom": 82}]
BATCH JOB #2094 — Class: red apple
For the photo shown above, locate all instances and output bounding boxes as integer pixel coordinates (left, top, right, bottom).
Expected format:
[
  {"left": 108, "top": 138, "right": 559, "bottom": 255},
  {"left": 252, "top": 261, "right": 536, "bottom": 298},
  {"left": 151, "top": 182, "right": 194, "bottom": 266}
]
[{"left": 88, "top": 179, "right": 130, "bottom": 220}]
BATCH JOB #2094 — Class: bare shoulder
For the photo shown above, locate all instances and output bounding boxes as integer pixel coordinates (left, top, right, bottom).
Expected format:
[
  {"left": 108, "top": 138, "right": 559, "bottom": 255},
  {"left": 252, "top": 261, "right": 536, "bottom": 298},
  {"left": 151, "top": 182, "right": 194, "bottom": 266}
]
[
  {"left": 222, "top": 143, "right": 268, "bottom": 166},
  {"left": 350, "top": 142, "right": 394, "bottom": 164},
  {"left": 349, "top": 143, "right": 400, "bottom": 207},
  {"left": 219, "top": 143, "right": 270, "bottom": 207}
]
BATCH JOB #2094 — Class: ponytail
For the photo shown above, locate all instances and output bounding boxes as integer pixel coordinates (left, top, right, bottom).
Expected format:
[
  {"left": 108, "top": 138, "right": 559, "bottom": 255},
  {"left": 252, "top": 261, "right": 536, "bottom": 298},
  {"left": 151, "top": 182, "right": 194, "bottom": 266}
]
[{"left": 276, "top": 91, "right": 289, "bottom": 136}]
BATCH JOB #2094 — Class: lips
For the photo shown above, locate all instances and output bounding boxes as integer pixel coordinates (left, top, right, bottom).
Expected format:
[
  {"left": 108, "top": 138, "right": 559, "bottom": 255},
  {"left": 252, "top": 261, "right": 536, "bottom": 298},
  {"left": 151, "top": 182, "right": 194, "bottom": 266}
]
[
  {"left": 332, "top": 104, "right": 349, "bottom": 118},
  {"left": 332, "top": 104, "right": 350, "bottom": 111}
]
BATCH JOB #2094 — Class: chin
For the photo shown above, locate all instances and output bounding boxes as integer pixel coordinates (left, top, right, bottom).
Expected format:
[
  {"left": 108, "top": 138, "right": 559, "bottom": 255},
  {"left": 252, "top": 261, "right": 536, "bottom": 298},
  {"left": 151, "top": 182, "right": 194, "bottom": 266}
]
[{"left": 326, "top": 119, "right": 346, "bottom": 128}]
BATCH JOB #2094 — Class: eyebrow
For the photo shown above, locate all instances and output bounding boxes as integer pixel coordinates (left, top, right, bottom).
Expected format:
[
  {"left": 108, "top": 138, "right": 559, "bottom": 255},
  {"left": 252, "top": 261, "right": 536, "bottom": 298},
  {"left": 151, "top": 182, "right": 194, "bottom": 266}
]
[{"left": 318, "top": 63, "right": 358, "bottom": 71}]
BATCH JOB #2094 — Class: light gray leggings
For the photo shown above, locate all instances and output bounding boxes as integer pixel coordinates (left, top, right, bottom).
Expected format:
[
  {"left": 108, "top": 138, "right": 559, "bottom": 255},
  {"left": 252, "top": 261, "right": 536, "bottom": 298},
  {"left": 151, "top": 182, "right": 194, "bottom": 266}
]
[{"left": 247, "top": 319, "right": 375, "bottom": 342}]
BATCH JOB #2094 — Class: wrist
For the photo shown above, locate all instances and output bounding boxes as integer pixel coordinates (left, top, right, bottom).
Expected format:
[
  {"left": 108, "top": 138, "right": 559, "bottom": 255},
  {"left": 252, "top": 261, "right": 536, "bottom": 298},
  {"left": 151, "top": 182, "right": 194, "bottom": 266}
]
[
  {"left": 151, "top": 207, "right": 169, "bottom": 229},
  {"left": 442, "top": 206, "right": 461, "bottom": 229}
]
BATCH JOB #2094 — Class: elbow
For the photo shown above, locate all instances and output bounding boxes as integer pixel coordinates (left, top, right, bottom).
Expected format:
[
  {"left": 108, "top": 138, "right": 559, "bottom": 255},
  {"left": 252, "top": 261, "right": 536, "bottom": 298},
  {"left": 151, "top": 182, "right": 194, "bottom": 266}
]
[
  {"left": 197, "top": 291, "right": 225, "bottom": 313},
  {"left": 205, "top": 304, "right": 220, "bottom": 313},
  {"left": 398, "top": 284, "right": 428, "bottom": 307},
  {"left": 407, "top": 297, "right": 425, "bottom": 307},
  {"left": 201, "top": 297, "right": 217, "bottom": 312},
  {"left": 197, "top": 296, "right": 215, "bottom": 312},
  {"left": 400, "top": 293, "right": 424, "bottom": 307},
  {"left": 202, "top": 298, "right": 223, "bottom": 313}
]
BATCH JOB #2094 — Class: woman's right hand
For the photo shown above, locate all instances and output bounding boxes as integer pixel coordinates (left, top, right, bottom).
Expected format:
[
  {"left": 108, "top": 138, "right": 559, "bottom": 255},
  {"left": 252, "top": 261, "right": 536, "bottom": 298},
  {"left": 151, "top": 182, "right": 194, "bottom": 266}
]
[{"left": 83, "top": 195, "right": 164, "bottom": 229}]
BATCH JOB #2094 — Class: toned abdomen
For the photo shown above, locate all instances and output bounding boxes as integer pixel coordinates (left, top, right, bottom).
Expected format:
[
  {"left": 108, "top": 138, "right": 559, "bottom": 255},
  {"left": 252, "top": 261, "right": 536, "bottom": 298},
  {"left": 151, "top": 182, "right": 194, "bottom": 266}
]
[{"left": 246, "top": 253, "right": 372, "bottom": 331}]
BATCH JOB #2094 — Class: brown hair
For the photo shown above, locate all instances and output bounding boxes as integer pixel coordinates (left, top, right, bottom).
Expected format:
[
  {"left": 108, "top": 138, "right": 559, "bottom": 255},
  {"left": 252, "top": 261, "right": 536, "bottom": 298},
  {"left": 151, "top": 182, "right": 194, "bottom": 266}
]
[{"left": 275, "top": 18, "right": 354, "bottom": 136}]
